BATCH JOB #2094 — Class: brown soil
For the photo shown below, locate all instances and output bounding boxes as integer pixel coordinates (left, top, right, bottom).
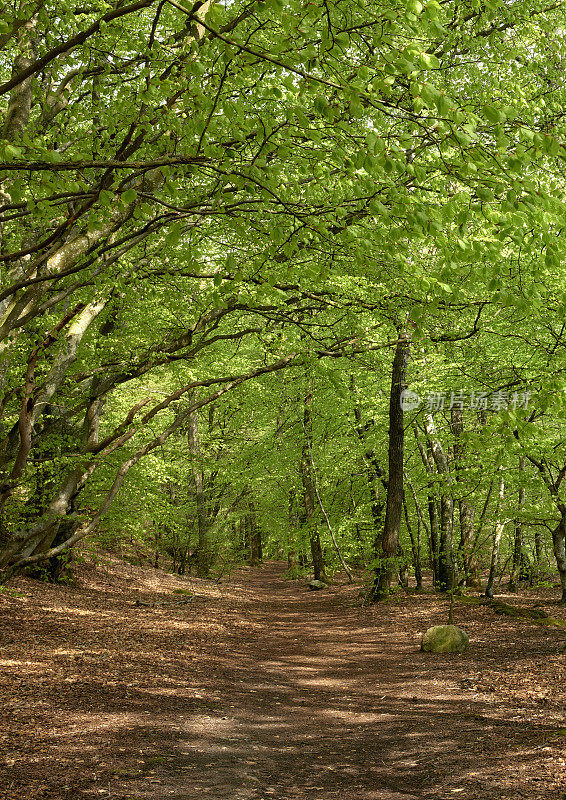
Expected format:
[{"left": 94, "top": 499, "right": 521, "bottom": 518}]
[{"left": 1, "top": 557, "right": 566, "bottom": 800}]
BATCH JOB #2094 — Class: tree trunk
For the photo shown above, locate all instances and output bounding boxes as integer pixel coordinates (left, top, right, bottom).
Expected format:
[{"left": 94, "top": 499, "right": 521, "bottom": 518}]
[
  {"left": 249, "top": 502, "right": 261, "bottom": 566},
  {"left": 300, "top": 391, "right": 326, "bottom": 583},
  {"left": 509, "top": 456, "right": 526, "bottom": 591},
  {"left": 450, "top": 407, "right": 476, "bottom": 586},
  {"left": 403, "top": 490, "right": 422, "bottom": 590},
  {"left": 422, "top": 413, "right": 458, "bottom": 591},
  {"left": 553, "top": 506, "right": 566, "bottom": 604},
  {"left": 522, "top": 446, "right": 566, "bottom": 599},
  {"left": 413, "top": 427, "right": 440, "bottom": 586},
  {"left": 310, "top": 531, "right": 325, "bottom": 583},
  {"left": 287, "top": 490, "right": 301, "bottom": 576},
  {"left": 370, "top": 331, "right": 410, "bottom": 600},
  {"left": 428, "top": 493, "right": 440, "bottom": 585},
  {"left": 0, "top": 379, "right": 105, "bottom": 577},
  {"left": 351, "top": 376, "right": 387, "bottom": 559},
  {"left": 406, "top": 477, "right": 429, "bottom": 590},
  {"left": 188, "top": 395, "right": 212, "bottom": 578},
  {"left": 287, "top": 548, "right": 298, "bottom": 577},
  {"left": 308, "top": 442, "right": 353, "bottom": 582},
  {"left": 534, "top": 526, "right": 544, "bottom": 581},
  {"left": 438, "top": 495, "right": 456, "bottom": 591},
  {"left": 485, "top": 466, "right": 505, "bottom": 598}
]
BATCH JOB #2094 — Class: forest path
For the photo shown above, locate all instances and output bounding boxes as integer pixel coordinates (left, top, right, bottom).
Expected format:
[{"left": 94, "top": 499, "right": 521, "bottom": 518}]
[
  {"left": 109, "top": 561, "right": 565, "bottom": 800},
  {"left": 1, "top": 558, "right": 565, "bottom": 800}
]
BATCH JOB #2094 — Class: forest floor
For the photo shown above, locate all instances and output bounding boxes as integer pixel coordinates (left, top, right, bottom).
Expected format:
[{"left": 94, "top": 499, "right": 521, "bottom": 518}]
[{"left": 1, "top": 557, "right": 566, "bottom": 800}]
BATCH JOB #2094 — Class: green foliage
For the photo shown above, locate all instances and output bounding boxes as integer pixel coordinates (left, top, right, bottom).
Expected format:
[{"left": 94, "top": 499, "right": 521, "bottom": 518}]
[{"left": 1, "top": 0, "right": 566, "bottom": 599}]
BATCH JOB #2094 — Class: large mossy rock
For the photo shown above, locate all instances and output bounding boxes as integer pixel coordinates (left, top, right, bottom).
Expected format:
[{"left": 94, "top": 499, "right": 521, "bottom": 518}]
[
  {"left": 308, "top": 580, "right": 328, "bottom": 590},
  {"left": 421, "top": 624, "right": 469, "bottom": 654}
]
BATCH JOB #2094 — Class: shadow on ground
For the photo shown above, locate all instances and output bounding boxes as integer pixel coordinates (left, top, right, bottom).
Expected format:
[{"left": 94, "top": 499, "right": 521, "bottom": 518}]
[{"left": 1, "top": 560, "right": 565, "bottom": 800}]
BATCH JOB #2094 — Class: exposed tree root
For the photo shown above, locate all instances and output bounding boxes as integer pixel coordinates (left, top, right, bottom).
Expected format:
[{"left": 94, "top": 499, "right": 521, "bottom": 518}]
[{"left": 459, "top": 595, "right": 566, "bottom": 636}]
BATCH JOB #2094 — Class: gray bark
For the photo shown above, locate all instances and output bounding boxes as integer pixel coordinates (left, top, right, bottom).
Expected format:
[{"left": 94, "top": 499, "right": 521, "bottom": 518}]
[
  {"left": 484, "top": 466, "right": 506, "bottom": 598},
  {"left": 450, "top": 407, "right": 477, "bottom": 586},
  {"left": 422, "top": 413, "right": 458, "bottom": 591},
  {"left": 509, "top": 456, "right": 526, "bottom": 591}
]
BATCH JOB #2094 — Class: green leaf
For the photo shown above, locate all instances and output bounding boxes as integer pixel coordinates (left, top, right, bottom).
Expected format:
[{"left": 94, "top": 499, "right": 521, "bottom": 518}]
[
  {"left": 419, "top": 52, "right": 440, "bottom": 69},
  {"left": 165, "top": 226, "right": 182, "bottom": 246},
  {"left": 4, "top": 144, "right": 22, "bottom": 159},
  {"left": 121, "top": 188, "right": 138, "bottom": 204},
  {"left": 483, "top": 105, "right": 506, "bottom": 125}
]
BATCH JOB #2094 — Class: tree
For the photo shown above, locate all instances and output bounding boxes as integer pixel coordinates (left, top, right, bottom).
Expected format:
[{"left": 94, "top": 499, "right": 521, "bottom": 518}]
[
  {"left": 369, "top": 330, "right": 410, "bottom": 599},
  {"left": 3, "top": 0, "right": 566, "bottom": 596}
]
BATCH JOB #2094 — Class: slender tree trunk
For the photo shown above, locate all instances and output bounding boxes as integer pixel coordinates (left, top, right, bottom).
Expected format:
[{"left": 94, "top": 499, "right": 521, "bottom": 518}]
[
  {"left": 287, "top": 548, "right": 298, "bottom": 577},
  {"left": 249, "top": 502, "right": 261, "bottom": 566},
  {"left": 403, "top": 489, "right": 422, "bottom": 590},
  {"left": 465, "top": 476, "right": 496, "bottom": 591},
  {"left": 406, "top": 477, "right": 428, "bottom": 590},
  {"left": 428, "top": 493, "right": 440, "bottom": 584},
  {"left": 370, "top": 331, "right": 410, "bottom": 600},
  {"left": 438, "top": 495, "right": 456, "bottom": 590},
  {"left": 522, "top": 445, "right": 566, "bottom": 599},
  {"left": 287, "top": 488, "right": 301, "bottom": 572},
  {"left": 413, "top": 426, "right": 440, "bottom": 585},
  {"left": 415, "top": 510, "right": 422, "bottom": 590},
  {"left": 552, "top": 507, "right": 566, "bottom": 604},
  {"left": 534, "top": 526, "right": 544, "bottom": 580},
  {"left": 309, "top": 529, "right": 325, "bottom": 582},
  {"left": 461, "top": 505, "right": 481, "bottom": 587},
  {"left": 422, "top": 413, "right": 458, "bottom": 591},
  {"left": 485, "top": 466, "right": 505, "bottom": 598},
  {"left": 351, "top": 376, "right": 387, "bottom": 560},
  {"left": 509, "top": 456, "right": 526, "bottom": 591},
  {"left": 188, "top": 394, "right": 211, "bottom": 578},
  {"left": 450, "top": 407, "right": 476, "bottom": 585},
  {"left": 300, "top": 391, "right": 326, "bottom": 582},
  {"left": 307, "top": 441, "right": 353, "bottom": 582}
]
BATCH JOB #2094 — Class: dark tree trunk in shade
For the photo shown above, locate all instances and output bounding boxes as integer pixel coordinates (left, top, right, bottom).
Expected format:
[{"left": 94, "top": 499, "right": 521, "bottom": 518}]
[
  {"left": 370, "top": 332, "right": 410, "bottom": 601},
  {"left": 534, "top": 526, "right": 544, "bottom": 580},
  {"left": 403, "top": 491, "right": 422, "bottom": 590},
  {"left": 553, "top": 507, "right": 566, "bottom": 604},
  {"left": 300, "top": 391, "right": 326, "bottom": 583},
  {"left": 188, "top": 393, "right": 212, "bottom": 578},
  {"left": 249, "top": 502, "right": 262, "bottom": 566}
]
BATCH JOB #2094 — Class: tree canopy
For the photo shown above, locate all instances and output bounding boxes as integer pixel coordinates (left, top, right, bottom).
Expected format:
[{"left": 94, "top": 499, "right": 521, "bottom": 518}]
[{"left": 1, "top": 0, "right": 566, "bottom": 600}]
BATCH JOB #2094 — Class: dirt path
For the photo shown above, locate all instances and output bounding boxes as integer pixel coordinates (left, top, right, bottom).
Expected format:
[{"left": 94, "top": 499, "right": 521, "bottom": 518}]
[{"left": 1, "top": 558, "right": 566, "bottom": 800}]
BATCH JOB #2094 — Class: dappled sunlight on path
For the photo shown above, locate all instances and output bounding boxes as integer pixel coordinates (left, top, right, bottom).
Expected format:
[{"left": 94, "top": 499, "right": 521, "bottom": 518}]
[
  {"left": 1, "top": 559, "right": 565, "bottom": 800},
  {"left": 105, "top": 563, "right": 566, "bottom": 800}
]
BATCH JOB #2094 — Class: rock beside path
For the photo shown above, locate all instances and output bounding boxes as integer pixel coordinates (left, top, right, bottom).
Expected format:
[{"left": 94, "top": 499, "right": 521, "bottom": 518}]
[
  {"left": 421, "top": 624, "right": 469, "bottom": 653},
  {"left": 308, "top": 580, "right": 328, "bottom": 590}
]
